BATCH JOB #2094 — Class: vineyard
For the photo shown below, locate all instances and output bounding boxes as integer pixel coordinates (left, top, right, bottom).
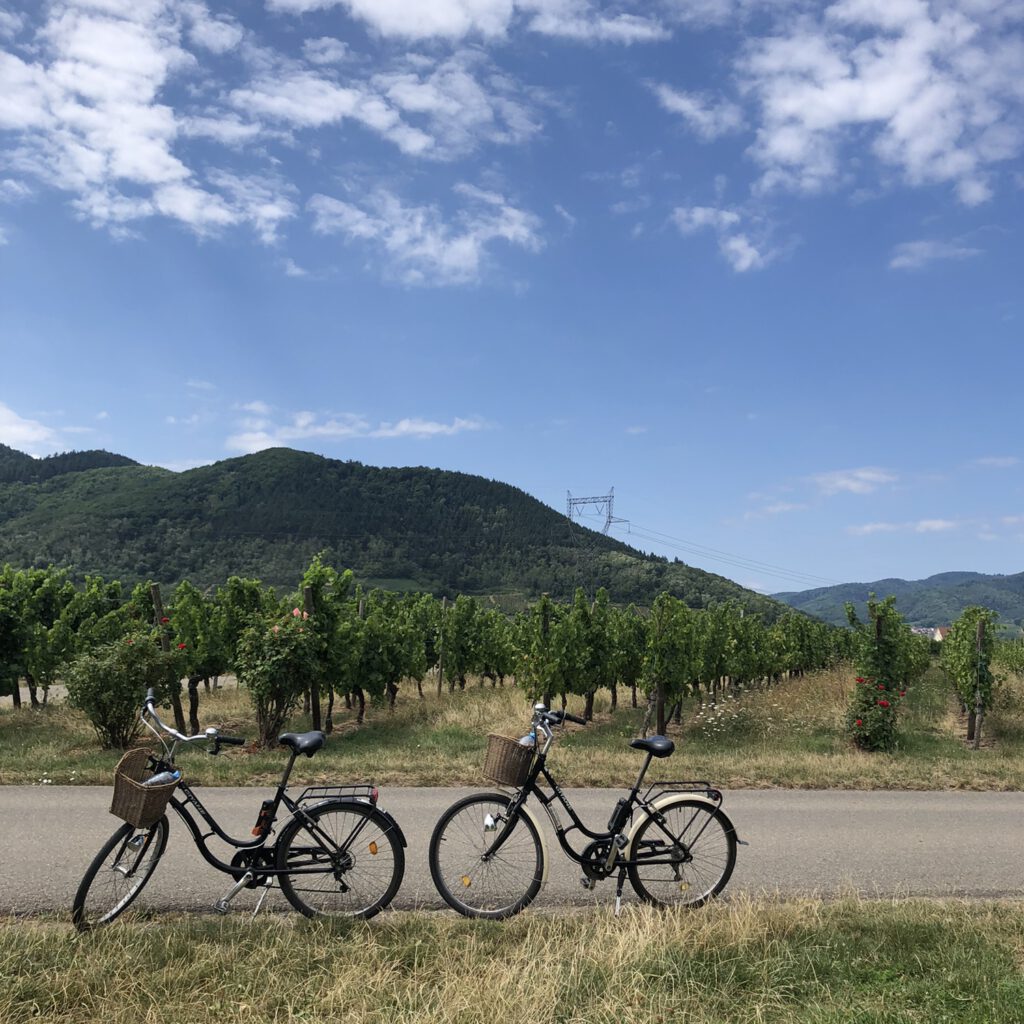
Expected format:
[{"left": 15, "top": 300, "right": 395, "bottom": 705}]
[{"left": 0, "top": 556, "right": 862, "bottom": 740}]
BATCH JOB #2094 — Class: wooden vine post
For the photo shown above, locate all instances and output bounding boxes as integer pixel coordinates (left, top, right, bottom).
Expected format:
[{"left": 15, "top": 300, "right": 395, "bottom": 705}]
[
  {"left": 973, "top": 618, "right": 985, "bottom": 751},
  {"left": 436, "top": 595, "right": 447, "bottom": 698},
  {"left": 151, "top": 583, "right": 187, "bottom": 733},
  {"left": 303, "top": 586, "right": 322, "bottom": 732}
]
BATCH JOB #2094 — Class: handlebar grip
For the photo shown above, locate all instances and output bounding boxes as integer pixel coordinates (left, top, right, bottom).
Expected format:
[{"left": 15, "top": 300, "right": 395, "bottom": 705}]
[
  {"left": 144, "top": 688, "right": 156, "bottom": 705},
  {"left": 562, "top": 712, "right": 587, "bottom": 726},
  {"left": 217, "top": 736, "right": 246, "bottom": 747}
]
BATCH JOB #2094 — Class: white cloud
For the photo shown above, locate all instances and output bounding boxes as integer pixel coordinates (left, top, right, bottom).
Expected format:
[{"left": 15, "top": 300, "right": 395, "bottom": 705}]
[
  {"left": 625, "top": 424, "right": 648, "bottom": 434},
  {"left": 373, "top": 50, "right": 541, "bottom": 159},
  {"left": 914, "top": 518, "right": 957, "bottom": 532},
  {"left": 266, "top": 0, "right": 515, "bottom": 38},
  {"left": 187, "top": 379, "right": 216, "bottom": 391},
  {"left": 739, "top": 1, "right": 1024, "bottom": 203},
  {"left": 813, "top": 466, "right": 897, "bottom": 495},
  {"left": 521, "top": 1, "right": 669, "bottom": 43},
  {"left": 975, "top": 455, "right": 1020, "bottom": 468},
  {"left": 309, "top": 183, "right": 543, "bottom": 286},
  {"left": 239, "top": 400, "right": 273, "bottom": 415},
  {"left": 652, "top": 83, "right": 744, "bottom": 139},
  {"left": 0, "top": 10, "right": 25, "bottom": 39},
  {"left": 226, "top": 410, "right": 486, "bottom": 452},
  {"left": 282, "top": 257, "right": 308, "bottom": 277},
  {"left": 0, "top": 178, "right": 32, "bottom": 201},
  {"left": 0, "top": 2, "right": 292, "bottom": 238},
  {"left": 889, "top": 239, "right": 984, "bottom": 269},
  {"left": 0, "top": 401, "right": 59, "bottom": 454},
  {"left": 847, "top": 517, "right": 958, "bottom": 535},
  {"left": 671, "top": 204, "right": 772, "bottom": 271},
  {"left": 847, "top": 521, "right": 901, "bottom": 535},
  {"left": 303, "top": 37, "right": 349, "bottom": 65},
  {"left": 182, "top": 2, "right": 243, "bottom": 54},
  {"left": 268, "top": 0, "right": 669, "bottom": 44},
  {"left": 671, "top": 205, "right": 740, "bottom": 233}
]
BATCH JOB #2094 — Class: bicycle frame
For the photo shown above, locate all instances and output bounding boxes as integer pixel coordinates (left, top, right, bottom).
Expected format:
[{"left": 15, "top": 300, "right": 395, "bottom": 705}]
[
  {"left": 487, "top": 747, "right": 726, "bottom": 873},
  {"left": 144, "top": 749, "right": 382, "bottom": 880}
]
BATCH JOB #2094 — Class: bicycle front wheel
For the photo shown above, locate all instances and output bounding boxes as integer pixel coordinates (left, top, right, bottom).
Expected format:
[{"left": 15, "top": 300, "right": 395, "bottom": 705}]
[
  {"left": 627, "top": 798, "right": 736, "bottom": 908},
  {"left": 72, "top": 817, "right": 169, "bottom": 932},
  {"left": 428, "top": 792, "right": 544, "bottom": 919},
  {"left": 275, "top": 800, "right": 404, "bottom": 919}
]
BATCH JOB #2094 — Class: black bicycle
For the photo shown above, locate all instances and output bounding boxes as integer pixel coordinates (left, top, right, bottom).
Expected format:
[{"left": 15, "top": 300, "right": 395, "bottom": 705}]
[
  {"left": 72, "top": 689, "right": 406, "bottom": 931},
  {"left": 428, "top": 703, "right": 742, "bottom": 918}
]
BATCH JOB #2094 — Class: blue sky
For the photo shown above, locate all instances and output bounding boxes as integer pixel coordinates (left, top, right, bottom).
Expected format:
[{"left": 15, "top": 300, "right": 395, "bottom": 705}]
[{"left": 1, "top": 0, "right": 1022, "bottom": 594}]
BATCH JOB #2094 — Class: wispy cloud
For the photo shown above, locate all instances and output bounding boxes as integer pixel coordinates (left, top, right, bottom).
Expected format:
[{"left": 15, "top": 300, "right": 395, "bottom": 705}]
[
  {"left": 651, "top": 83, "right": 743, "bottom": 139},
  {"left": 975, "top": 455, "right": 1020, "bottom": 468},
  {"left": 812, "top": 467, "right": 897, "bottom": 496},
  {"left": 848, "top": 518, "right": 958, "bottom": 536},
  {"left": 671, "top": 205, "right": 772, "bottom": 272},
  {"left": 225, "top": 410, "right": 487, "bottom": 453},
  {"left": 309, "top": 183, "right": 542, "bottom": 286},
  {"left": 0, "top": 401, "right": 58, "bottom": 454},
  {"left": 889, "top": 240, "right": 983, "bottom": 271}
]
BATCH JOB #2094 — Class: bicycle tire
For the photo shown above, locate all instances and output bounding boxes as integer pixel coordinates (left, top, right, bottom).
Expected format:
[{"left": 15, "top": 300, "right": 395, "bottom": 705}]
[
  {"left": 626, "top": 797, "right": 736, "bottom": 908},
  {"left": 275, "top": 800, "right": 404, "bottom": 920},
  {"left": 428, "top": 792, "right": 544, "bottom": 919},
  {"left": 71, "top": 817, "right": 169, "bottom": 932}
]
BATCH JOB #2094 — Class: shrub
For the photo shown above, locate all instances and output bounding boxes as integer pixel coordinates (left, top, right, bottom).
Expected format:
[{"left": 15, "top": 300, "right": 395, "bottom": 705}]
[
  {"left": 846, "top": 676, "right": 904, "bottom": 752},
  {"left": 235, "top": 613, "right": 318, "bottom": 747},
  {"left": 64, "top": 631, "right": 183, "bottom": 748}
]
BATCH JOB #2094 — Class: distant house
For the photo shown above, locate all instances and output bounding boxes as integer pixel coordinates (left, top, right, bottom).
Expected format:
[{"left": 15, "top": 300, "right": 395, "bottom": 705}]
[{"left": 933, "top": 627, "right": 951, "bottom": 642}]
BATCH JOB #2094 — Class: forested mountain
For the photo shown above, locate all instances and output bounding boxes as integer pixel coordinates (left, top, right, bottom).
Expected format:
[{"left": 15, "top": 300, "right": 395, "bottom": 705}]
[
  {"left": 775, "top": 572, "right": 1024, "bottom": 629},
  {"left": 0, "top": 445, "right": 785, "bottom": 616},
  {"left": 0, "top": 444, "right": 138, "bottom": 483}
]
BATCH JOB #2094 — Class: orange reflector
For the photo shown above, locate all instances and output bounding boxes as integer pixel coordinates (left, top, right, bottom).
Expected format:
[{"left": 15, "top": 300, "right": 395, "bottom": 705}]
[
  {"left": 462, "top": 876, "right": 472, "bottom": 888},
  {"left": 368, "top": 841, "right": 378, "bottom": 856}
]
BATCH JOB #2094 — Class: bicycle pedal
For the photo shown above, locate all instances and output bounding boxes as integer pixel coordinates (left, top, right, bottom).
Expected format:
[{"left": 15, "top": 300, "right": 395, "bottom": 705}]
[
  {"left": 214, "top": 870, "right": 254, "bottom": 914},
  {"left": 580, "top": 877, "right": 596, "bottom": 891}
]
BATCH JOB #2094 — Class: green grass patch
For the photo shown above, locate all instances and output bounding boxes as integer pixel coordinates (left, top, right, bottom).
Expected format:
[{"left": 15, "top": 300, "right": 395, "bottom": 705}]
[
  {"left": 4, "top": 666, "right": 1024, "bottom": 790},
  {"left": 3, "top": 899, "right": 1024, "bottom": 1023}
]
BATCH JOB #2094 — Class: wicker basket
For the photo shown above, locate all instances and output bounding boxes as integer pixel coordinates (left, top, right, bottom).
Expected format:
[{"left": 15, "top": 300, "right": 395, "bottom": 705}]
[
  {"left": 483, "top": 734, "right": 534, "bottom": 787},
  {"left": 109, "top": 748, "right": 178, "bottom": 828}
]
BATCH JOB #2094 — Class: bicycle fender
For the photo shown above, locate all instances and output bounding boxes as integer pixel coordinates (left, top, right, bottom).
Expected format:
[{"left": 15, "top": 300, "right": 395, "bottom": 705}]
[
  {"left": 375, "top": 808, "right": 407, "bottom": 848},
  {"left": 486, "top": 791, "right": 549, "bottom": 886},
  {"left": 294, "top": 798, "right": 408, "bottom": 848},
  {"left": 623, "top": 794, "right": 736, "bottom": 856}
]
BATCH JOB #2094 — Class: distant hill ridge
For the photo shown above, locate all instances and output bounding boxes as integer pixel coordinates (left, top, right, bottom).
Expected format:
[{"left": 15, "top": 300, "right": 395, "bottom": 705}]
[
  {"left": 775, "top": 572, "right": 1024, "bottom": 629},
  {"left": 0, "top": 445, "right": 785, "bottom": 616},
  {"left": 0, "top": 444, "right": 138, "bottom": 484}
]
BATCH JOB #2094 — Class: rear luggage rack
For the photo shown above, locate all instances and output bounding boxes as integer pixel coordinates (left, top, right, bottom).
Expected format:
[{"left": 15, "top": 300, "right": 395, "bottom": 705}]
[
  {"left": 296, "top": 784, "right": 377, "bottom": 805},
  {"left": 644, "top": 780, "right": 722, "bottom": 805}
]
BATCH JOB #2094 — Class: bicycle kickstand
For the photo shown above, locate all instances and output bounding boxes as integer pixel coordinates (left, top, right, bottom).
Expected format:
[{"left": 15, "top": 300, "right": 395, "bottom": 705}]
[
  {"left": 614, "top": 867, "right": 627, "bottom": 917},
  {"left": 252, "top": 879, "right": 273, "bottom": 919}
]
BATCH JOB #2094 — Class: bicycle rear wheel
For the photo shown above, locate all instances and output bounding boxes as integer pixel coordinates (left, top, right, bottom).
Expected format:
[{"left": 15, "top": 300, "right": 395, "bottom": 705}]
[
  {"left": 275, "top": 800, "right": 404, "bottom": 920},
  {"left": 72, "top": 817, "right": 169, "bottom": 932},
  {"left": 428, "top": 792, "right": 544, "bottom": 919},
  {"left": 627, "top": 798, "right": 736, "bottom": 908}
]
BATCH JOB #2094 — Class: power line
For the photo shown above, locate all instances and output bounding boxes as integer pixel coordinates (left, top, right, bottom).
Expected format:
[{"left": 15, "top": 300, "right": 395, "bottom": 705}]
[
  {"left": 612, "top": 521, "right": 841, "bottom": 589},
  {"left": 570, "top": 508, "right": 839, "bottom": 589}
]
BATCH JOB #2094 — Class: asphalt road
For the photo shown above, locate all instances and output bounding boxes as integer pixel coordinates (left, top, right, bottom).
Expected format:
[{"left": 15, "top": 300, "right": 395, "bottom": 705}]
[{"left": 2, "top": 786, "right": 1022, "bottom": 918}]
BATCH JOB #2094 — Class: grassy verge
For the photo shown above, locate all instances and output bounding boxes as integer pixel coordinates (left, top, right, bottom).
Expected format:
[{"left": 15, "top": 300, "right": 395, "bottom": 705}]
[
  {"left": 3, "top": 899, "right": 1023, "bottom": 1023},
  {"left": 3, "top": 665, "right": 1024, "bottom": 789}
]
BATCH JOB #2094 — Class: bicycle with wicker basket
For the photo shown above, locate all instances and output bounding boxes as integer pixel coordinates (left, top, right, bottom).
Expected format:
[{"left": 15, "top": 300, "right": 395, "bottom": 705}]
[
  {"left": 427, "top": 703, "right": 743, "bottom": 918},
  {"left": 71, "top": 688, "right": 406, "bottom": 931}
]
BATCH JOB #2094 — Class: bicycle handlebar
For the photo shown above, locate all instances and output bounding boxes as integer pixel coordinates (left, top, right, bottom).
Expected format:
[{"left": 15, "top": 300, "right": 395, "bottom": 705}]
[{"left": 142, "top": 689, "right": 247, "bottom": 750}]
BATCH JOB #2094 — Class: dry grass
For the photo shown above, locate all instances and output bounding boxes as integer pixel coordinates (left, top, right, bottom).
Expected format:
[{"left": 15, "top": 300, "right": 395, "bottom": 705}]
[{"left": 3, "top": 897, "right": 1024, "bottom": 1023}]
